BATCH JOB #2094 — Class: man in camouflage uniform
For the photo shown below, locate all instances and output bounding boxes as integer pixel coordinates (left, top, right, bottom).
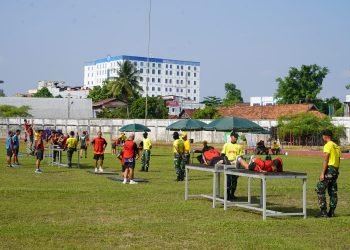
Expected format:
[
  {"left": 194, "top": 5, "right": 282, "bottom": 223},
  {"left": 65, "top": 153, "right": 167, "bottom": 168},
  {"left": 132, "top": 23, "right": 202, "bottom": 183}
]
[
  {"left": 173, "top": 132, "right": 185, "bottom": 181},
  {"left": 316, "top": 129, "right": 341, "bottom": 218}
]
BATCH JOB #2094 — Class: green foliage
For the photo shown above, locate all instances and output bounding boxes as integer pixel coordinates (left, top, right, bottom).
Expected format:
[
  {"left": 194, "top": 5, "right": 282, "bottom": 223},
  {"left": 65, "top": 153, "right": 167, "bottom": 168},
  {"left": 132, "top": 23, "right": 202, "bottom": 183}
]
[
  {"left": 96, "top": 106, "right": 128, "bottom": 119},
  {"left": 0, "top": 105, "right": 31, "bottom": 117},
  {"left": 222, "top": 83, "right": 243, "bottom": 106},
  {"left": 277, "top": 112, "right": 346, "bottom": 145},
  {"left": 345, "top": 84, "right": 350, "bottom": 90},
  {"left": 275, "top": 64, "right": 329, "bottom": 104},
  {"left": 87, "top": 82, "right": 113, "bottom": 102},
  {"left": 55, "top": 94, "right": 63, "bottom": 98},
  {"left": 130, "top": 96, "right": 168, "bottom": 119},
  {"left": 202, "top": 96, "right": 222, "bottom": 107},
  {"left": 192, "top": 106, "right": 221, "bottom": 119},
  {"left": 0, "top": 89, "right": 5, "bottom": 97},
  {"left": 32, "top": 87, "right": 54, "bottom": 98},
  {"left": 313, "top": 97, "right": 343, "bottom": 116}
]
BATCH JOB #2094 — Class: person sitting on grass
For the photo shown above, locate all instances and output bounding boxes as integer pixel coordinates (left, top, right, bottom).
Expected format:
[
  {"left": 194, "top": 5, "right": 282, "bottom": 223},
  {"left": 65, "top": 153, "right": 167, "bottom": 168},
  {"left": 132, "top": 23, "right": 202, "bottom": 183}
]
[
  {"left": 35, "top": 130, "right": 45, "bottom": 174},
  {"left": 271, "top": 140, "right": 281, "bottom": 155},
  {"left": 256, "top": 140, "right": 268, "bottom": 155},
  {"left": 122, "top": 134, "right": 139, "bottom": 184},
  {"left": 235, "top": 155, "right": 283, "bottom": 172},
  {"left": 6, "top": 131, "right": 14, "bottom": 168},
  {"left": 64, "top": 131, "right": 78, "bottom": 168}
]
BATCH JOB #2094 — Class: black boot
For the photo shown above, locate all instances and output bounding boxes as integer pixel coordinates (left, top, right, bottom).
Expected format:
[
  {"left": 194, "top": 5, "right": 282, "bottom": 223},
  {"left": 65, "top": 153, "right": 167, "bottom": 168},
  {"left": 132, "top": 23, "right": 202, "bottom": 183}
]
[
  {"left": 140, "top": 168, "right": 145, "bottom": 172},
  {"left": 145, "top": 167, "right": 148, "bottom": 172},
  {"left": 315, "top": 208, "right": 328, "bottom": 218},
  {"left": 328, "top": 208, "right": 335, "bottom": 218}
]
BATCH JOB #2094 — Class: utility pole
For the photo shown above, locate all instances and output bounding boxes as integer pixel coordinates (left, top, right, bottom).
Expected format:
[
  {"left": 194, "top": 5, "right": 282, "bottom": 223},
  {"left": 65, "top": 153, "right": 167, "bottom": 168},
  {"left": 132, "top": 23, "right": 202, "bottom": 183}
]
[{"left": 145, "top": 0, "right": 152, "bottom": 123}]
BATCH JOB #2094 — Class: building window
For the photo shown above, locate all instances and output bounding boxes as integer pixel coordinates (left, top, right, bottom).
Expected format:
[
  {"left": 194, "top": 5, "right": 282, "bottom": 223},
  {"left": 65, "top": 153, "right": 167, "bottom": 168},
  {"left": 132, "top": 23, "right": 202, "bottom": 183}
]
[
  {"left": 181, "top": 72, "right": 183, "bottom": 76},
  {"left": 165, "top": 87, "right": 168, "bottom": 91},
  {"left": 140, "top": 77, "right": 143, "bottom": 82},
  {"left": 158, "top": 87, "right": 161, "bottom": 91},
  {"left": 172, "top": 108, "right": 175, "bottom": 112},
  {"left": 194, "top": 73, "right": 197, "bottom": 77},
  {"left": 158, "top": 78, "right": 161, "bottom": 83},
  {"left": 181, "top": 65, "right": 183, "bottom": 70},
  {"left": 158, "top": 63, "right": 161, "bottom": 68},
  {"left": 188, "top": 66, "right": 190, "bottom": 70},
  {"left": 152, "top": 69, "right": 155, "bottom": 74},
  {"left": 188, "top": 80, "right": 190, "bottom": 85},
  {"left": 146, "top": 69, "right": 149, "bottom": 74},
  {"left": 177, "top": 65, "right": 179, "bottom": 69},
  {"left": 188, "top": 72, "right": 191, "bottom": 77},
  {"left": 177, "top": 71, "right": 179, "bottom": 76},
  {"left": 187, "top": 89, "right": 190, "bottom": 93},
  {"left": 169, "top": 71, "right": 172, "bottom": 75},
  {"left": 169, "top": 88, "right": 172, "bottom": 91},
  {"left": 165, "top": 79, "right": 168, "bottom": 83},
  {"left": 166, "top": 70, "right": 168, "bottom": 75},
  {"left": 166, "top": 64, "right": 168, "bottom": 68},
  {"left": 194, "top": 66, "right": 197, "bottom": 71},
  {"left": 194, "top": 89, "right": 196, "bottom": 93},
  {"left": 140, "top": 68, "right": 143, "bottom": 73},
  {"left": 158, "top": 70, "right": 161, "bottom": 74},
  {"left": 194, "top": 97, "right": 196, "bottom": 101},
  {"left": 176, "top": 88, "right": 179, "bottom": 93},
  {"left": 152, "top": 78, "right": 155, "bottom": 83},
  {"left": 141, "top": 62, "right": 144, "bottom": 66},
  {"left": 170, "top": 65, "right": 172, "bottom": 69},
  {"left": 181, "top": 89, "right": 183, "bottom": 93},
  {"left": 181, "top": 80, "right": 183, "bottom": 84},
  {"left": 152, "top": 87, "right": 155, "bottom": 91},
  {"left": 152, "top": 63, "right": 155, "bottom": 67},
  {"left": 194, "top": 81, "right": 196, "bottom": 85},
  {"left": 169, "top": 79, "right": 172, "bottom": 84},
  {"left": 134, "top": 62, "right": 137, "bottom": 66},
  {"left": 177, "top": 80, "right": 179, "bottom": 84}
]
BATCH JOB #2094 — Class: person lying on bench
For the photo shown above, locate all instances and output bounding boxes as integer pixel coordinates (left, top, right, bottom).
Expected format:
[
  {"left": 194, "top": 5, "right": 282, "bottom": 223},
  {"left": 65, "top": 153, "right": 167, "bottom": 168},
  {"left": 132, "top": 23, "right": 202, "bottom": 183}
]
[{"left": 235, "top": 156, "right": 283, "bottom": 172}]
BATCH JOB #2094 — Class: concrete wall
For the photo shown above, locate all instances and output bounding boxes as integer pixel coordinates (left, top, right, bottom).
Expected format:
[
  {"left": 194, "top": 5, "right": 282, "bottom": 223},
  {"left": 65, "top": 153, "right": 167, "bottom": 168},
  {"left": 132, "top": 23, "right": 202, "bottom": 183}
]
[{"left": 0, "top": 97, "right": 92, "bottom": 119}]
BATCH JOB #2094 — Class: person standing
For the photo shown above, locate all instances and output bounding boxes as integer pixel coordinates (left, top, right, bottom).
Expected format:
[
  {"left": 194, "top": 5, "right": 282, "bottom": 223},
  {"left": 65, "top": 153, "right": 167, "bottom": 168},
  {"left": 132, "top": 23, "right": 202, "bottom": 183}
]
[
  {"left": 35, "top": 130, "right": 45, "bottom": 173},
  {"left": 80, "top": 131, "right": 89, "bottom": 158},
  {"left": 316, "top": 129, "right": 341, "bottom": 218},
  {"left": 173, "top": 132, "right": 185, "bottom": 181},
  {"left": 12, "top": 130, "right": 21, "bottom": 166},
  {"left": 91, "top": 131, "right": 107, "bottom": 172},
  {"left": 141, "top": 132, "right": 152, "bottom": 172},
  {"left": 182, "top": 133, "right": 191, "bottom": 165},
  {"left": 6, "top": 131, "right": 14, "bottom": 168},
  {"left": 221, "top": 132, "right": 243, "bottom": 200},
  {"left": 65, "top": 131, "right": 78, "bottom": 168},
  {"left": 122, "top": 134, "right": 139, "bottom": 184}
]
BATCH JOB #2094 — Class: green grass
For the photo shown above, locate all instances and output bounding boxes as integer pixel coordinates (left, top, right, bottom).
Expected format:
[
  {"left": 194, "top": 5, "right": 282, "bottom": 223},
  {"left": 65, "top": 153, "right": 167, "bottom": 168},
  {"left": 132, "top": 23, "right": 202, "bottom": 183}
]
[{"left": 1, "top": 142, "right": 350, "bottom": 249}]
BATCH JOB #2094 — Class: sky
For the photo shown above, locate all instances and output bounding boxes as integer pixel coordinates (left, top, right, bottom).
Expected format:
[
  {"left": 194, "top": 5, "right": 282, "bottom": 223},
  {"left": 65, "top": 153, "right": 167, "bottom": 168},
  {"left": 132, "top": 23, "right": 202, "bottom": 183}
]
[{"left": 1, "top": 0, "right": 350, "bottom": 101}]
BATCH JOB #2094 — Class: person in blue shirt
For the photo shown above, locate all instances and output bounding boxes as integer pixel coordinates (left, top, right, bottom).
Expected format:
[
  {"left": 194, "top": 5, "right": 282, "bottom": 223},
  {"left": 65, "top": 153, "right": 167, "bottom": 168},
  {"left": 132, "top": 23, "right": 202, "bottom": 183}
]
[
  {"left": 12, "top": 130, "right": 21, "bottom": 166},
  {"left": 6, "top": 131, "right": 14, "bottom": 167}
]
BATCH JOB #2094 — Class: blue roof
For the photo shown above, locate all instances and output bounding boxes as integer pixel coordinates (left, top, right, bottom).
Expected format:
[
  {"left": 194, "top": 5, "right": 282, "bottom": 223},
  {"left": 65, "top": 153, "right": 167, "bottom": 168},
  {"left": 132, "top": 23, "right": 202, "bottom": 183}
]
[{"left": 85, "top": 55, "right": 200, "bottom": 66}]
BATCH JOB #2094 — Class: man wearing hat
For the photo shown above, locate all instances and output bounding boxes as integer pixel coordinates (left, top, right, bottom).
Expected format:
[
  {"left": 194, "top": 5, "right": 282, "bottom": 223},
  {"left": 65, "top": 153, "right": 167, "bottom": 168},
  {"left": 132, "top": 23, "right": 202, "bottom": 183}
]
[
  {"left": 141, "top": 132, "right": 152, "bottom": 172},
  {"left": 316, "top": 129, "right": 341, "bottom": 218},
  {"left": 173, "top": 132, "right": 185, "bottom": 181},
  {"left": 221, "top": 131, "right": 243, "bottom": 200},
  {"left": 182, "top": 133, "right": 191, "bottom": 166}
]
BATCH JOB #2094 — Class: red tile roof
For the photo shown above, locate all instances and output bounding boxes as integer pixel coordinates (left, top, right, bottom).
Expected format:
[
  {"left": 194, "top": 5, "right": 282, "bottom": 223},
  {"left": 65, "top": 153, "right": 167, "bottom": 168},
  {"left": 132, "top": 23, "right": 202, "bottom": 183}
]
[{"left": 218, "top": 104, "right": 325, "bottom": 120}]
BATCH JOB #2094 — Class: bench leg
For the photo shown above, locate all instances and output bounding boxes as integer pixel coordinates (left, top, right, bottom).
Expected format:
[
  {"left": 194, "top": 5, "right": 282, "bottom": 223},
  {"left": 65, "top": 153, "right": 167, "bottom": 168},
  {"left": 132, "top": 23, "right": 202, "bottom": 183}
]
[{"left": 303, "top": 178, "right": 307, "bottom": 218}]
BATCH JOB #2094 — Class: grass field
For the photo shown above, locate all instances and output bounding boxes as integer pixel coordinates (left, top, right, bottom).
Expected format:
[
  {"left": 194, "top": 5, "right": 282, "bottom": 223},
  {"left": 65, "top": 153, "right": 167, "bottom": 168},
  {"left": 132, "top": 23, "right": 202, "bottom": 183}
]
[{"left": 1, "top": 142, "right": 350, "bottom": 249}]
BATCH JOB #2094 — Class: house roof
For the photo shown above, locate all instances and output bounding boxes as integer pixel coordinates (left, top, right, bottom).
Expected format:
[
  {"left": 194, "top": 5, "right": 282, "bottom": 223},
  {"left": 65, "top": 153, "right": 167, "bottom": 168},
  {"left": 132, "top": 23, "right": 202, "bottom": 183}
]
[
  {"left": 218, "top": 104, "right": 325, "bottom": 120},
  {"left": 93, "top": 98, "right": 127, "bottom": 108}
]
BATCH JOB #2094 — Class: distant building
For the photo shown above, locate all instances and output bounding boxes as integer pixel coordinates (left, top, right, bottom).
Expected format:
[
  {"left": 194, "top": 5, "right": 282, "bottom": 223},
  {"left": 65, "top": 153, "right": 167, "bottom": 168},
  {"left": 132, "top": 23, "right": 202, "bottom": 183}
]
[
  {"left": 250, "top": 96, "right": 277, "bottom": 106},
  {"left": 163, "top": 95, "right": 204, "bottom": 117},
  {"left": 344, "top": 95, "right": 350, "bottom": 117},
  {"left": 83, "top": 55, "right": 200, "bottom": 102},
  {"left": 92, "top": 98, "right": 127, "bottom": 118},
  {"left": 27, "top": 80, "right": 89, "bottom": 99}
]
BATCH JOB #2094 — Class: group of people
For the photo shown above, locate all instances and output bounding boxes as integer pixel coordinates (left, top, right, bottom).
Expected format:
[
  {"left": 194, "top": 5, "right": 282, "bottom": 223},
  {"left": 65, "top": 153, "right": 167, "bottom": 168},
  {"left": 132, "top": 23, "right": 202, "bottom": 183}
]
[{"left": 256, "top": 140, "right": 281, "bottom": 155}]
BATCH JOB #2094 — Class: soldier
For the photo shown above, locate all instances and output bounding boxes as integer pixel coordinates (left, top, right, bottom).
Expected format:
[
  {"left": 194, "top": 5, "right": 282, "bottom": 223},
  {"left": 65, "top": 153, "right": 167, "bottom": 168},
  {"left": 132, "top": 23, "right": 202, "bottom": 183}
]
[
  {"left": 316, "top": 129, "right": 341, "bottom": 218},
  {"left": 64, "top": 131, "right": 78, "bottom": 168},
  {"left": 182, "top": 133, "right": 191, "bottom": 165},
  {"left": 221, "top": 131, "right": 243, "bottom": 200},
  {"left": 141, "top": 132, "right": 152, "bottom": 172},
  {"left": 173, "top": 132, "right": 185, "bottom": 181}
]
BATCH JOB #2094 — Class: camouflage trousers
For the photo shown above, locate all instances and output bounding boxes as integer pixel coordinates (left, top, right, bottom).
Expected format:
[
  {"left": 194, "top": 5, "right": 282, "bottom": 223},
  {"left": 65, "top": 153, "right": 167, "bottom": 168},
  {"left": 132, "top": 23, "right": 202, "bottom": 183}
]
[
  {"left": 141, "top": 150, "right": 151, "bottom": 170},
  {"left": 174, "top": 154, "right": 185, "bottom": 179},
  {"left": 316, "top": 166, "right": 339, "bottom": 209}
]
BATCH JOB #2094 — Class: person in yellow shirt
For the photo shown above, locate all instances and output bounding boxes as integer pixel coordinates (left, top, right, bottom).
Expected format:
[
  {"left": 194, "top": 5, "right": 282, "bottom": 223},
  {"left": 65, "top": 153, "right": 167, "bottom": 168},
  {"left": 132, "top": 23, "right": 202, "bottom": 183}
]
[
  {"left": 173, "top": 132, "right": 185, "bottom": 181},
  {"left": 271, "top": 140, "right": 281, "bottom": 155},
  {"left": 65, "top": 131, "right": 78, "bottom": 168},
  {"left": 221, "top": 131, "right": 243, "bottom": 200},
  {"left": 182, "top": 133, "right": 191, "bottom": 165},
  {"left": 316, "top": 129, "right": 341, "bottom": 218},
  {"left": 141, "top": 132, "right": 152, "bottom": 172}
]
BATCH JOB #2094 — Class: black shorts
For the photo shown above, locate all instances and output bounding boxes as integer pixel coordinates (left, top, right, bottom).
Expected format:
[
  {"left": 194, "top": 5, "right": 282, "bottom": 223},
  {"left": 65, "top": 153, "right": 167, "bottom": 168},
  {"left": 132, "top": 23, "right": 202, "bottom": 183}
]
[
  {"left": 80, "top": 145, "right": 87, "bottom": 149},
  {"left": 29, "top": 135, "right": 34, "bottom": 143},
  {"left": 13, "top": 147, "right": 19, "bottom": 156},
  {"left": 7, "top": 148, "right": 13, "bottom": 157},
  {"left": 36, "top": 150, "right": 44, "bottom": 160},
  {"left": 93, "top": 154, "right": 104, "bottom": 160},
  {"left": 111, "top": 144, "right": 116, "bottom": 149},
  {"left": 123, "top": 161, "right": 135, "bottom": 171},
  {"left": 248, "top": 162, "right": 256, "bottom": 171}
]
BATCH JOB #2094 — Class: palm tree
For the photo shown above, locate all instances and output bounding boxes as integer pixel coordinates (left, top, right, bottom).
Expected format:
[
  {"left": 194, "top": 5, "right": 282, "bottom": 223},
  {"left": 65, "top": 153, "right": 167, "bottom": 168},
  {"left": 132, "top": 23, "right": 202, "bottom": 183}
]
[{"left": 109, "top": 60, "right": 143, "bottom": 117}]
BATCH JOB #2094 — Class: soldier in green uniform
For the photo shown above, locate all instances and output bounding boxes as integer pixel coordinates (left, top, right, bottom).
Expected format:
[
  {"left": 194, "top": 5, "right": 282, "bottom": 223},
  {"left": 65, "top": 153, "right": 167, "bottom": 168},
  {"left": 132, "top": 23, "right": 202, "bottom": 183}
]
[
  {"left": 316, "top": 129, "right": 341, "bottom": 218},
  {"left": 173, "top": 132, "right": 185, "bottom": 181}
]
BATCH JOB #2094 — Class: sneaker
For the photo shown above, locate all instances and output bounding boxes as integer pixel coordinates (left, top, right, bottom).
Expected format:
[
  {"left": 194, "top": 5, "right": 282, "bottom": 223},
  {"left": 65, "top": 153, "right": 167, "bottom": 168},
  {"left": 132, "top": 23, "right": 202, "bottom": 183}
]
[
  {"left": 94, "top": 168, "right": 98, "bottom": 173},
  {"left": 7, "top": 165, "right": 13, "bottom": 168},
  {"left": 122, "top": 179, "right": 127, "bottom": 184},
  {"left": 99, "top": 167, "right": 103, "bottom": 172},
  {"left": 249, "top": 155, "right": 255, "bottom": 165},
  {"left": 129, "top": 180, "right": 138, "bottom": 185},
  {"left": 35, "top": 169, "right": 42, "bottom": 173}
]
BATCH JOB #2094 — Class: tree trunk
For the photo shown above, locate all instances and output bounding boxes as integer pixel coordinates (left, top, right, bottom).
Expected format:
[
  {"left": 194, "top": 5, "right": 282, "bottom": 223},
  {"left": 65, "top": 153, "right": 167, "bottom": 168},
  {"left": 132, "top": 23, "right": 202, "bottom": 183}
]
[{"left": 126, "top": 105, "right": 129, "bottom": 118}]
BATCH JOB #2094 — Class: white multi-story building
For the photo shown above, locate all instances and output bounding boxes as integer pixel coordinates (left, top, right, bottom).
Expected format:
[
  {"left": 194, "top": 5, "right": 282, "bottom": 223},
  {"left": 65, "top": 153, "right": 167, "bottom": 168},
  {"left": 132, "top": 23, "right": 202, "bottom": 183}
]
[
  {"left": 250, "top": 96, "right": 277, "bottom": 106},
  {"left": 83, "top": 55, "right": 200, "bottom": 102}
]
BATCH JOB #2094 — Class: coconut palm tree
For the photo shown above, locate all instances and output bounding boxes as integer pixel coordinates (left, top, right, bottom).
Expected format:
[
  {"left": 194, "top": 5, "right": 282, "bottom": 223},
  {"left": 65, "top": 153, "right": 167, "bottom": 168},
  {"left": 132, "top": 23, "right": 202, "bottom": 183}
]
[{"left": 109, "top": 60, "right": 143, "bottom": 117}]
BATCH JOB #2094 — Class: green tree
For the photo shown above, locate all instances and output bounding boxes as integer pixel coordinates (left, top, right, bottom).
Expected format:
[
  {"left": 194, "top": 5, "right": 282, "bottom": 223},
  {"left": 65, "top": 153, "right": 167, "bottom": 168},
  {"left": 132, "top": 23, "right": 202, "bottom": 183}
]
[
  {"left": 96, "top": 106, "right": 128, "bottom": 119},
  {"left": 345, "top": 84, "right": 350, "bottom": 90},
  {"left": 277, "top": 112, "right": 345, "bottom": 145},
  {"left": 130, "top": 96, "right": 168, "bottom": 119},
  {"left": 275, "top": 64, "right": 329, "bottom": 104},
  {"left": 313, "top": 97, "right": 343, "bottom": 116},
  {"left": 222, "top": 83, "right": 243, "bottom": 106},
  {"left": 0, "top": 89, "right": 5, "bottom": 97},
  {"left": 202, "top": 96, "right": 222, "bottom": 107},
  {"left": 0, "top": 105, "right": 31, "bottom": 117},
  {"left": 32, "top": 87, "right": 54, "bottom": 98},
  {"left": 87, "top": 82, "right": 113, "bottom": 102},
  {"left": 192, "top": 106, "right": 221, "bottom": 119},
  {"left": 109, "top": 60, "right": 142, "bottom": 117}
]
